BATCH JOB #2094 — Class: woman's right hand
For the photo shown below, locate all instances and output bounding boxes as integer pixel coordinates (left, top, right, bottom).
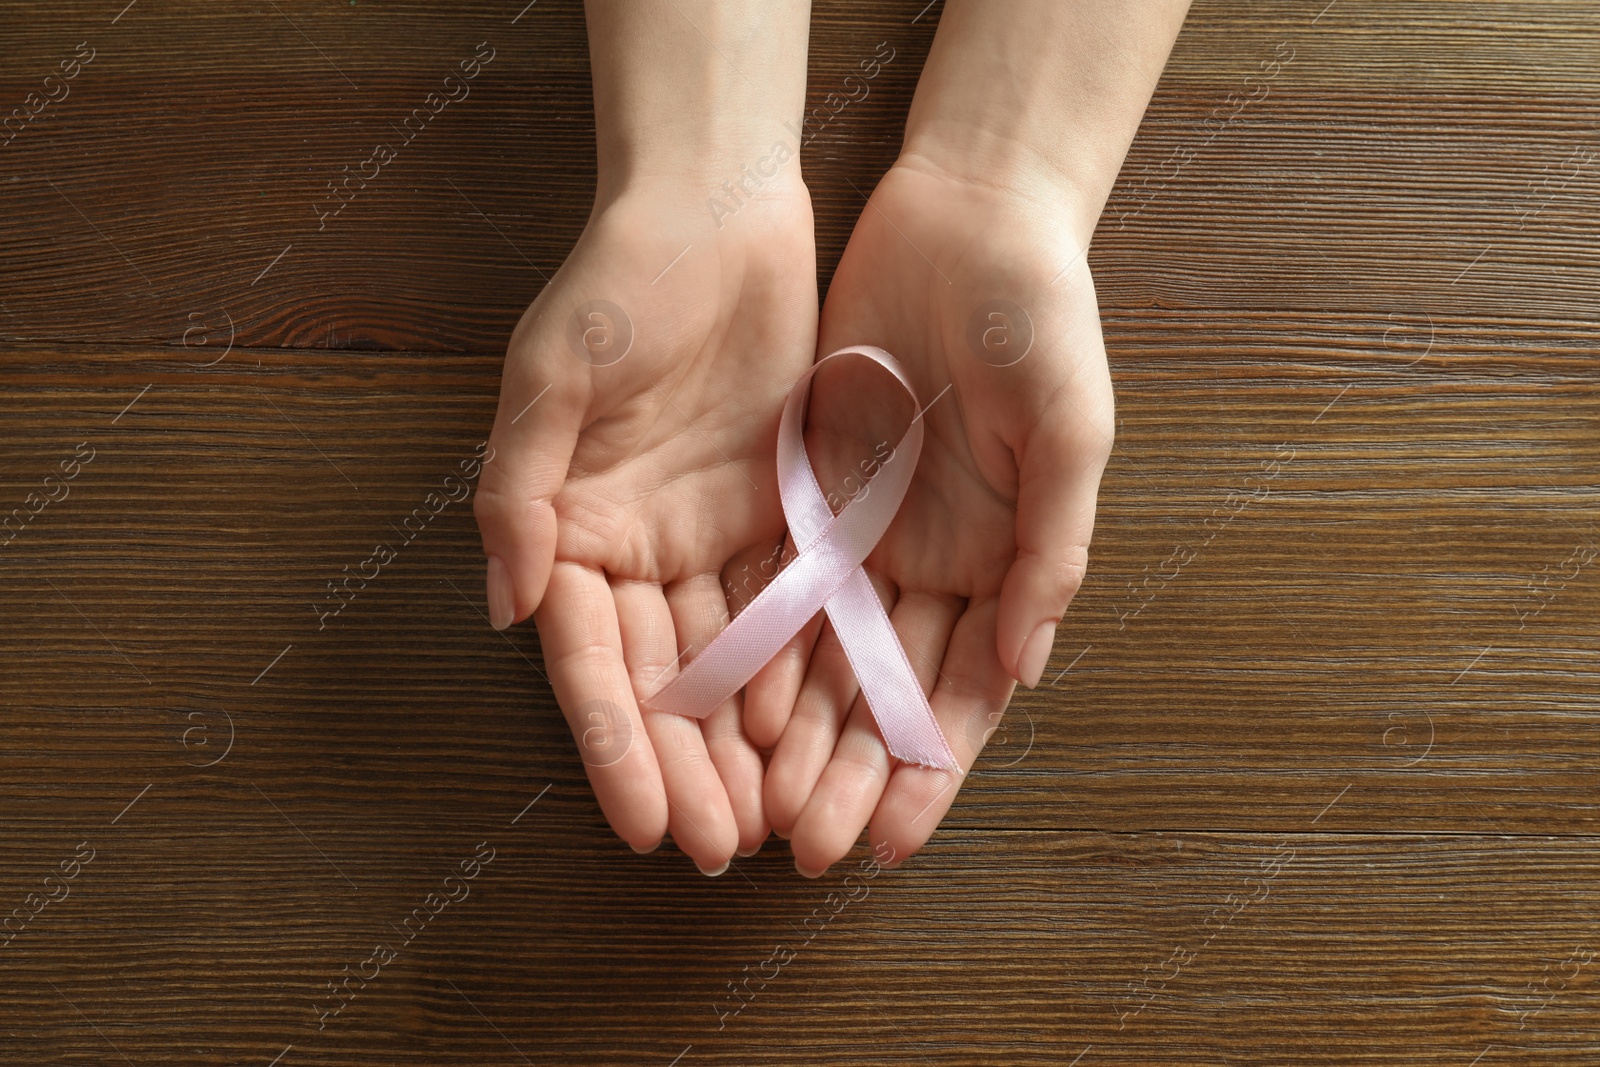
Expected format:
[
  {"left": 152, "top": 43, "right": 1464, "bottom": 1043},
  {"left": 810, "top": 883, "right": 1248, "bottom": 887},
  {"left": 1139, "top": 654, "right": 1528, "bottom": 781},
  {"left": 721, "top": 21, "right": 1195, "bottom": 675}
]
[{"left": 473, "top": 173, "right": 817, "bottom": 874}]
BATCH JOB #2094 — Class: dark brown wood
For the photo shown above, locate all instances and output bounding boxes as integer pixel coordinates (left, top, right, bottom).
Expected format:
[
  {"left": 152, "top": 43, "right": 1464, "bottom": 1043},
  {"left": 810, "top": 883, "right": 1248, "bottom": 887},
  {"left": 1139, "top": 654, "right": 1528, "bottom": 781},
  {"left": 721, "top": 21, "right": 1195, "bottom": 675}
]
[{"left": 3, "top": 1, "right": 1599, "bottom": 1063}]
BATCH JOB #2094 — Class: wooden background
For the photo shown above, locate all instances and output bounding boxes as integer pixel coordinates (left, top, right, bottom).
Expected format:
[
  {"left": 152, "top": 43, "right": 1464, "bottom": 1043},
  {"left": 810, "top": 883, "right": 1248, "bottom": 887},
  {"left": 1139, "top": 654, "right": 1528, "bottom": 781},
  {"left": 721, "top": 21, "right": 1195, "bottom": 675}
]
[{"left": 3, "top": 1, "right": 1598, "bottom": 1063}]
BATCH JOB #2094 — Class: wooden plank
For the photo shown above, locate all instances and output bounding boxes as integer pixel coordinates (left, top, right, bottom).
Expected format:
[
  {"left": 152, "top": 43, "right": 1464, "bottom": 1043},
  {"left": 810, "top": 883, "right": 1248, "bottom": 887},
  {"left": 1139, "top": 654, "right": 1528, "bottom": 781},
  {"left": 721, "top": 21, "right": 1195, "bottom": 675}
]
[{"left": 3, "top": 829, "right": 1598, "bottom": 1064}]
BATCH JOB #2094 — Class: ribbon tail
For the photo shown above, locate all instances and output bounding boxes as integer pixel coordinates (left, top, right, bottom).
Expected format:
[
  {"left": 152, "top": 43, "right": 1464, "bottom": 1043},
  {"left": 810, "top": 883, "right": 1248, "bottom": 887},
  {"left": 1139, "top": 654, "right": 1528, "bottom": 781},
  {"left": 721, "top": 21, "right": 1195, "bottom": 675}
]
[{"left": 824, "top": 569, "right": 958, "bottom": 771}]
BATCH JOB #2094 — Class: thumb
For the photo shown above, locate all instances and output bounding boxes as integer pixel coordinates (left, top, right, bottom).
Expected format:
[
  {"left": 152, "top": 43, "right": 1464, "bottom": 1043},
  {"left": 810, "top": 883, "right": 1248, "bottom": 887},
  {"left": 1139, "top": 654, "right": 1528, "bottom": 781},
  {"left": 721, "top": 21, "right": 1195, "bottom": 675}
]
[
  {"left": 472, "top": 359, "right": 583, "bottom": 630},
  {"left": 996, "top": 383, "right": 1114, "bottom": 687}
]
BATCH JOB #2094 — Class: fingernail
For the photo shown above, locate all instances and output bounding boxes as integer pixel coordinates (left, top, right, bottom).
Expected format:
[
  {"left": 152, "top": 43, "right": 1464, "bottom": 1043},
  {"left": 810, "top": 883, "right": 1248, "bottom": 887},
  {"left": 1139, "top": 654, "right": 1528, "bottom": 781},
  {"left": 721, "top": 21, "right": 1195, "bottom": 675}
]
[
  {"left": 1017, "top": 620, "right": 1056, "bottom": 688},
  {"left": 795, "top": 860, "right": 825, "bottom": 879},
  {"left": 735, "top": 845, "right": 760, "bottom": 858},
  {"left": 630, "top": 839, "right": 661, "bottom": 854},
  {"left": 697, "top": 859, "right": 730, "bottom": 877},
  {"left": 486, "top": 555, "right": 514, "bottom": 631},
  {"left": 772, "top": 827, "right": 790, "bottom": 841}
]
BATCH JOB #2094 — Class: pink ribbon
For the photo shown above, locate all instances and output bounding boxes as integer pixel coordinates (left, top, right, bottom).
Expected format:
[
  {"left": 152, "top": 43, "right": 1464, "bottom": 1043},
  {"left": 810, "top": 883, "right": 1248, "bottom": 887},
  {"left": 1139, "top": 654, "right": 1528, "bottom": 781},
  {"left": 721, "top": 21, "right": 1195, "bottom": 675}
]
[{"left": 641, "top": 345, "right": 958, "bottom": 771}]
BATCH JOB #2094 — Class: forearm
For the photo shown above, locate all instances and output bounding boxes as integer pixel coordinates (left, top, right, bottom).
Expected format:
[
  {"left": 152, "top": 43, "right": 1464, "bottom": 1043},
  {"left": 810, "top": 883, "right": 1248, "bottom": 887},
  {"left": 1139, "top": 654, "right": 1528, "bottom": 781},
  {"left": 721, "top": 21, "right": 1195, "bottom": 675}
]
[
  {"left": 584, "top": 0, "right": 811, "bottom": 203},
  {"left": 900, "top": 0, "right": 1191, "bottom": 243}
]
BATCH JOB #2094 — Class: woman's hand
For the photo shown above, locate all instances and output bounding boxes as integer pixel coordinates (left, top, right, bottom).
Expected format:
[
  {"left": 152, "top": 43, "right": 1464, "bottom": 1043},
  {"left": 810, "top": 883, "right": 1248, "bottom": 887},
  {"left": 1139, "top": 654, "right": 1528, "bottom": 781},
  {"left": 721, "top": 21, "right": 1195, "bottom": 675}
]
[
  {"left": 748, "top": 158, "right": 1114, "bottom": 875},
  {"left": 473, "top": 176, "right": 816, "bottom": 873},
  {"left": 473, "top": 0, "right": 815, "bottom": 875},
  {"left": 748, "top": 0, "right": 1188, "bottom": 878}
]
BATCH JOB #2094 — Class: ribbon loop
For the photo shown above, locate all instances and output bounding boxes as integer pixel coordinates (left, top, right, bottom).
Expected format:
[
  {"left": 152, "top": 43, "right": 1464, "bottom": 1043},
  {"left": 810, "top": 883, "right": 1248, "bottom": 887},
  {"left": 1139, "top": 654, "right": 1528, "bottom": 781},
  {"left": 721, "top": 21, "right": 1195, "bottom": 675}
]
[{"left": 641, "top": 346, "right": 958, "bottom": 771}]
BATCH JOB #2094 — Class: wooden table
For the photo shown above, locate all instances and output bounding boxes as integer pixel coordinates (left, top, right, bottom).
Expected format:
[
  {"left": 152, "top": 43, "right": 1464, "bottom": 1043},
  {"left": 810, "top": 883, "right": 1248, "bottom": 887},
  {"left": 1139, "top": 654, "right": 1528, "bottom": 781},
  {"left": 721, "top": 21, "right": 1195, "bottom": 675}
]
[{"left": 3, "top": 2, "right": 1597, "bottom": 1063}]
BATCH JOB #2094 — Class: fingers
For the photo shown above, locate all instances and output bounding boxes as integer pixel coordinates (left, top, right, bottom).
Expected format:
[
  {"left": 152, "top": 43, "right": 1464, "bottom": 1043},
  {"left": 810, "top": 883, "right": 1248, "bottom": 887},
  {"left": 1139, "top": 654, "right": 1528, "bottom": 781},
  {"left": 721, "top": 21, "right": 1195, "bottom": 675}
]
[
  {"left": 787, "top": 590, "right": 962, "bottom": 877},
  {"left": 533, "top": 562, "right": 666, "bottom": 851},
  {"left": 661, "top": 573, "right": 765, "bottom": 865},
  {"left": 473, "top": 352, "right": 584, "bottom": 630},
  {"left": 996, "top": 362, "right": 1114, "bottom": 687},
  {"left": 870, "top": 596, "right": 1016, "bottom": 866},
  {"left": 762, "top": 569, "right": 897, "bottom": 838},
  {"left": 609, "top": 577, "right": 681, "bottom": 857}
]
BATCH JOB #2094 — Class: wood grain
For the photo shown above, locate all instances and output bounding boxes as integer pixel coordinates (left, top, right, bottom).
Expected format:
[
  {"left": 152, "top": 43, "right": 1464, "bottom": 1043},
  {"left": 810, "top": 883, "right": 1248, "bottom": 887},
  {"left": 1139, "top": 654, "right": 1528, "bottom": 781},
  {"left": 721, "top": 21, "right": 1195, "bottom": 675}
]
[{"left": 2, "top": 1, "right": 1599, "bottom": 1064}]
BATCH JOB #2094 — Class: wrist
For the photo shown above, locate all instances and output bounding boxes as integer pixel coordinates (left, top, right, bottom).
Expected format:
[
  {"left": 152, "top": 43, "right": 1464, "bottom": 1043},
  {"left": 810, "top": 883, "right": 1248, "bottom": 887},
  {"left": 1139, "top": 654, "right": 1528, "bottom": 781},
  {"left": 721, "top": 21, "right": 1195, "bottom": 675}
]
[
  {"left": 897, "top": 0, "right": 1190, "bottom": 246},
  {"left": 595, "top": 120, "right": 811, "bottom": 222},
  {"left": 591, "top": 166, "right": 813, "bottom": 251},
  {"left": 894, "top": 134, "right": 1102, "bottom": 249},
  {"left": 585, "top": 0, "right": 812, "bottom": 215}
]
